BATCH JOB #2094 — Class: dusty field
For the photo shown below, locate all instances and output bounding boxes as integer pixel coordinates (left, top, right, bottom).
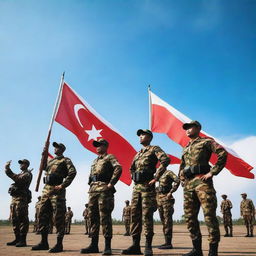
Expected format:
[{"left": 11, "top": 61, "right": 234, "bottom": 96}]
[{"left": 0, "top": 225, "right": 255, "bottom": 256}]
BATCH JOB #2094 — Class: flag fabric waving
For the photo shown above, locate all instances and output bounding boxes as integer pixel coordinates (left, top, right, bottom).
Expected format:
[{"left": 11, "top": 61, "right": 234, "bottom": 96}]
[{"left": 149, "top": 90, "right": 254, "bottom": 179}]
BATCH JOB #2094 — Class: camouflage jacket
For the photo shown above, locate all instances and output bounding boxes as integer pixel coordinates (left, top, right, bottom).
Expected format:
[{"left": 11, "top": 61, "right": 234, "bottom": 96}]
[
  {"left": 83, "top": 208, "right": 89, "bottom": 219},
  {"left": 221, "top": 199, "right": 233, "bottom": 213},
  {"left": 65, "top": 210, "right": 73, "bottom": 221},
  {"left": 179, "top": 137, "right": 227, "bottom": 187},
  {"left": 5, "top": 168, "right": 32, "bottom": 199},
  {"left": 89, "top": 153, "right": 122, "bottom": 192},
  {"left": 240, "top": 199, "right": 255, "bottom": 216},
  {"left": 123, "top": 206, "right": 131, "bottom": 218},
  {"left": 156, "top": 169, "right": 180, "bottom": 194}
]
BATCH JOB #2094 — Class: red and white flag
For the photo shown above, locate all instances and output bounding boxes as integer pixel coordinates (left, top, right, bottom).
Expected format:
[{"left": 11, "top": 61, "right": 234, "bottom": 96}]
[{"left": 150, "top": 91, "right": 254, "bottom": 179}]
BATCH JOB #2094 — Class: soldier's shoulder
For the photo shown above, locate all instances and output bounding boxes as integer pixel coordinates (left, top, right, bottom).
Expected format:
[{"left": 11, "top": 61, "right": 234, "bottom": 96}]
[
  {"left": 64, "top": 157, "right": 74, "bottom": 165},
  {"left": 151, "top": 145, "right": 164, "bottom": 152}
]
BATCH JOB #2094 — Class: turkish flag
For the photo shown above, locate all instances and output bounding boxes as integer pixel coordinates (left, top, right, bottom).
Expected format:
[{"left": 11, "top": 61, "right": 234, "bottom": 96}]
[{"left": 150, "top": 91, "right": 254, "bottom": 179}]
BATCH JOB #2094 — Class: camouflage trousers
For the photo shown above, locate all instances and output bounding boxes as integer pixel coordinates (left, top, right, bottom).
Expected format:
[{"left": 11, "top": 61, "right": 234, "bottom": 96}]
[
  {"left": 184, "top": 180, "right": 220, "bottom": 244},
  {"left": 84, "top": 218, "right": 90, "bottom": 234},
  {"left": 10, "top": 198, "right": 29, "bottom": 236},
  {"left": 223, "top": 212, "right": 232, "bottom": 228},
  {"left": 38, "top": 195, "right": 66, "bottom": 237},
  {"left": 65, "top": 219, "right": 72, "bottom": 234},
  {"left": 124, "top": 217, "right": 130, "bottom": 234},
  {"left": 88, "top": 191, "right": 114, "bottom": 238},
  {"left": 130, "top": 190, "right": 157, "bottom": 238},
  {"left": 243, "top": 215, "right": 254, "bottom": 232},
  {"left": 157, "top": 193, "right": 175, "bottom": 237}
]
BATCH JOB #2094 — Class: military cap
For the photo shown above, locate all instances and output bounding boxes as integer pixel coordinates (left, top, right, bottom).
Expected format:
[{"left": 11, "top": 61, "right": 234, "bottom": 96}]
[
  {"left": 221, "top": 194, "right": 227, "bottom": 197},
  {"left": 93, "top": 138, "right": 109, "bottom": 147},
  {"left": 38, "top": 196, "right": 41, "bottom": 199},
  {"left": 125, "top": 200, "right": 129, "bottom": 203},
  {"left": 183, "top": 120, "right": 202, "bottom": 130},
  {"left": 52, "top": 142, "right": 66, "bottom": 152},
  {"left": 137, "top": 129, "right": 153, "bottom": 138},
  {"left": 241, "top": 193, "right": 247, "bottom": 196},
  {"left": 18, "top": 159, "right": 30, "bottom": 166}
]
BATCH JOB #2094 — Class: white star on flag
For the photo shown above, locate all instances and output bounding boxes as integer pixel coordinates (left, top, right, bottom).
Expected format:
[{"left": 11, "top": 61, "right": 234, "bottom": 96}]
[{"left": 85, "top": 125, "right": 103, "bottom": 141}]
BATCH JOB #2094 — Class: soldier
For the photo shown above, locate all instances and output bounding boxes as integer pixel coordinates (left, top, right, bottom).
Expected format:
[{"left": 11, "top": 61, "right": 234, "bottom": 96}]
[
  {"left": 122, "top": 200, "right": 131, "bottom": 236},
  {"left": 65, "top": 207, "right": 73, "bottom": 234},
  {"left": 240, "top": 193, "right": 255, "bottom": 237},
  {"left": 32, "top": 142, "right": 76, "bottom": 253},
  {"left": 220, "top": 194, "right": 233, "bottom": 237},
  {"left": 83, "top": 203, "right": 90, "bottom": 235},
  {"left": 122, "top": 129, "right": 170, "bottom": 256},
  {"left": 80, "top": 138, "right": 122, "bottom": 255},
  {"left": 33, "top": 196, "right": 42, "bottom": 233},
  {"left": 156, "top": 169, "right": 180, "bottom": 249},
  {"left": 5, "top": 159, "right": 33, "bottom": 247},
  {"left": 179, "top": 121, "right": 227, "bottom": 256}
]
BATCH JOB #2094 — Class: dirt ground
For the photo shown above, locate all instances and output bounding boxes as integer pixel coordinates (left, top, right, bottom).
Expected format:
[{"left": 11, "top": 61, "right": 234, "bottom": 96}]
[{"left": 0, "top": 225, "right": 255, "bottom": 256}]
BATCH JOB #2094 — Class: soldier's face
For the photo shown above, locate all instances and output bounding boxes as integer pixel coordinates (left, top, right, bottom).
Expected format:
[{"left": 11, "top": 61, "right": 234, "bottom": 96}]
[
  {"left": 139, "top": 133, "right": 152, "bottom": 145},
  {"left": 242, "top": 195, "right": 247, "bottom": 199},
  {"left": 186, "top": 126, "right": 200, "bottom": 138},
  {"left": 96, "top": 144, "right": 107, "bottom": 154},
  {"left": 20, "top": 163, "right": 28, "bottom": 171},
  {"left": 54, "top": 147, "right": 64, "bottom": 156}
]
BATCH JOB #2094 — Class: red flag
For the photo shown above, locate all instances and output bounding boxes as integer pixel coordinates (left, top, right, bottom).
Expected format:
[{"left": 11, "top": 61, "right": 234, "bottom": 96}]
[{"left": 150, "top": 91, "right": 254, "bottom": 179}]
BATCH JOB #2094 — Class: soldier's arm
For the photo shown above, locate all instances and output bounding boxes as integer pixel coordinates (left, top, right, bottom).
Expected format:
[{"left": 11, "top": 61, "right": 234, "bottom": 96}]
[
  {"left": 178, "top": 154, "right": 186, "bottom": 182},
  {"left": 229, "top": 200, "right": 233, "bottom": 209},
  {"left": 5, "top": 167, "right": 32, "bottom": 186},
  {"left": 168, "top": 171, "right": 180, "bottom": 193},
  {"left": 108, "top": 155, "right": 122, "bottom": 186},
  {"left": 154, "top": 146, "right": 170, "bottom": 181},
  {"left": 61, "top": 158, "right": 77, "bottom": 189},
  {"left": 209, "top": 139, "right": 228, "bottom": 175}
]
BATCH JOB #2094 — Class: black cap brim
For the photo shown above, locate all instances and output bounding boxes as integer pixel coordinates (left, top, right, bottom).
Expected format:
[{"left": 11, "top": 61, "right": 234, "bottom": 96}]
[
  {"left": 18, "top": 160, "right": 23, "bottom": 164},
  {"left": 52, "top": 142, "right": 59, "bottom": 148},
  {"left": 92, "top": 141, "right": 101, "bottom": 147}
]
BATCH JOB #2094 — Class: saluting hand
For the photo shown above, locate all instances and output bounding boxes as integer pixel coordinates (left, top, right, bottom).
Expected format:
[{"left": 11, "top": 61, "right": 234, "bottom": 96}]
[
  {"left": 5, "top": 160, "right": 12, "bottom": 169},
  {"left": 200, "top": 172, "right": 213, "bottom": 181}
]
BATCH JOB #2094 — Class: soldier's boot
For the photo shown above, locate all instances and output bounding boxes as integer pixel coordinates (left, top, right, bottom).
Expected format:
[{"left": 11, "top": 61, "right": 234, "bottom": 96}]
[
  {"left": 182, "top": 238, "right": 203, "bottom": 256},
  {"left": 49, "top": 236, "right": 63, "bottom": 253},
  {"left": 245, "top": 227, "right": 250, "bottom": 237},
  {"left": 158, "top": 235, "right": 173, "bottom": 249},
  {"left": 6, "top": 233, "right": 20, "bottom": 246},
  {"left": 144, "top": 236, "right": 153, "bottom": 256},
  {"left": 16, "top": 234, "right": 27, "bottom": 247},
  {"left": 224, "top": 226, "right": 229, "bottom": 237},
  {"left": 31, "top": 232, "right": 49, "bottom": 250},
  {"left": 102, "top": 237, "right": 112, "bottom": 255},
  {"left": 208, "top": 242, "right": 218, "bottom": 256},
  {"left": 80, "top": 236, "right": 99, "bottom": 254},
  {"left": 250, "top": 227, "right": 254, "bottom": 237},
  {"left": 229, "top": 227, "right": 233, "bottom": 237},
  {"left": 121, "top": 235, "right": 142, "bottom": 255}
]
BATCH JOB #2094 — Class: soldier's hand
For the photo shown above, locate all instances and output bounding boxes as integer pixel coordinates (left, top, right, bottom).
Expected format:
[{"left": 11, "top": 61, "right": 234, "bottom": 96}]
[
  {"left": 54, "top": 185, "right": 63, "bottom": 191},
  {"left": 167, "top": 192, "right": 173, "bottom": 200},
  {"left": 148, "top": 178, "right": 156, "bottom": 186},
  {"left": 5, "top": 160, "right": 12, "bottom": 169},
  {"left": 200, "top": 172, "right": 213, "bottom": 181},
  {"left": 107, "top": 183, "right": 113, "bottom": 189}
]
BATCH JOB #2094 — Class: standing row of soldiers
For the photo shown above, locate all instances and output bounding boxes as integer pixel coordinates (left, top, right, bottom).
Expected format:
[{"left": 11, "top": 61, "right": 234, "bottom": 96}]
[{"left": 3, "top": 120, "right": 253, "bottom": 256}]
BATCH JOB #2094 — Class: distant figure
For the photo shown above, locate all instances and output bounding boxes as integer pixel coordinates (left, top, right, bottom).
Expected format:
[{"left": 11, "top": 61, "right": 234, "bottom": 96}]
[
  {"left": 240, "top": 193, "right": 255, "bottom": 237},
  {"left": 83, "top": 204, "right": 90, "bottom": 235},
  {"left": 220, "top": 194, "right": 233, "bottom": 237},
  {"left": 5, "top": 159, "right": 32, "bottom": 247},
  {"left": 65, "top": 207, "right": 74, "bottom": 234},
  {"left": 33, "top": 196, "right": 41, "bottom": 234},
  {"left": 122, "top": 200, "right": 131, "bottom": 236}
]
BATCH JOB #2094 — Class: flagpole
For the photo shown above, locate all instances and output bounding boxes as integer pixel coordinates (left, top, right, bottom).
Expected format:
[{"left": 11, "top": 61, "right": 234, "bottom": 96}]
[
  {"left": 148, "top": 85, "right": 152, "bottom": 130},
  {"left": 35, "top": 72, "right": 65, "bottom": 192}
]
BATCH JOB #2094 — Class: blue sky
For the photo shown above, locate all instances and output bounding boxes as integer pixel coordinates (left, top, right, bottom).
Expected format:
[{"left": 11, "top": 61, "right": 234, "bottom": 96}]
[{"left": 0, "top": 0, "right": 255, "bottom": 221}]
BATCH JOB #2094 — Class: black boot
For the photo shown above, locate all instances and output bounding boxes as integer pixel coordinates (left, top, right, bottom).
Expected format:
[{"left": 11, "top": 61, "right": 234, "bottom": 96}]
[
  {"left": 144, "top": 236, "right": 153, "bottom": 256},
  {"left": 102, "top": 237, "right": 112, "bottom": 255},
  {"left": 31, "top": 232, "right": 49, "bottom": 250},
  {"left": 49, "top": 236, "right": 63, "bottom": 253},
  {"left": 208, "top": 243, "right": 218, "bottom": 256},
  {"left": 224, "top": 226, "right": 229, "bottom": 237},
  {"left": 182, "top": 238, "right": 203, "bottom": 256},
  {"left": 230, "top": 227, "right": 233, "bottom": 237},
  {"left": 16, "top": 234, "right": 27, "bottom": 247},
  {"left": 158, "top": 235, "right": 173, "bottom": 249},
  {"left": 121, "top": 235, "right": 142, "bottom": 255},
  {"left": 245, "top": 228, "right": 250, "bottom": 237},
  {"left": 7, "top": 233, "right": 20, "bottom": 246},
  {"left": 80, "top": 236, "right": 99, "bottom": 254},
  {"left": 250, "top": 228, "right": 254, "bottom": 237}
]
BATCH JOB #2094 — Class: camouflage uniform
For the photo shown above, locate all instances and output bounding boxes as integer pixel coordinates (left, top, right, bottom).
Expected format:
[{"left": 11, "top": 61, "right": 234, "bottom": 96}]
[
  {"left": 220, "top": 198, "right": 233, "bottom": 236},
  {"left": 65, "top": 209, "right": 73, "bottom": 234},
  {"left": 83, "top": 207, "right": 90, "bottom": 235},
  {"left": 179, "top": 137, "right": 227, "bottom": 245},
  {"left": 240, "top": 197, "right": 255, "bottom": 236},
  {"left": 5, "top": 166, "right": 32, "bottom": 244},
  {"left": 123, "top": 205, "right": 131, "bottom": 235},
  {"left": 156, "top": 170, "right": 180, "bottom": 245},
  {"left": 130, "top": 145, "right": 170, "bottom": 238},
  {"left": 33, "top": 197, "right": 41, "bottom": 233},
  {"left": 38, "top": 156, "right": 76, "bottom": 237},
  {"left": 88, "top": 153, "right": 122, "bottom": 238}
]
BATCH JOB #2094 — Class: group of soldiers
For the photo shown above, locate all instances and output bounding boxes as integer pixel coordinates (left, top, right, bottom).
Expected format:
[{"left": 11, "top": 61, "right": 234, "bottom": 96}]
[{"left": 3, "top": 120, "right": 255, "bottom": 256}]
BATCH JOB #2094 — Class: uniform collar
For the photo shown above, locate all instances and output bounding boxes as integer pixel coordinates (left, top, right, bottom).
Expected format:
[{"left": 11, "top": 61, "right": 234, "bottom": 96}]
[
  {"left": 186, "top": 136, "right": 201, "bottom": 147},
  {"left": 97, "top": 153, "right": 108, "bottom": 159}
]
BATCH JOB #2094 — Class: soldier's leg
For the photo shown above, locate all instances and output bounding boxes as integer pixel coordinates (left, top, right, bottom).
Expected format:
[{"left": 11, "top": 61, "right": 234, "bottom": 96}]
[
  {"left": 122, "top": 191, "right": 142, "bottom": 255},
  {"left": 244, "top": 216, "right": 250, "bottom": 236},
  {"left": 249, "top": 216, "right": 254, "bottom": 237},
  {"left": 99, "top": 191, "right": 114, "bottom": 255},
  {"left": 85, "top": 219, "right": 88, "bottom": 234},
  {"left": 124, "top": 219, "right": 129, "bottom": 235},
  {"left": 7, "top": 203, "right": 20, "bottom": 245},
  {"left": 223, "top": 214, "right": 229, "bottom": 236},
  {"left": 81, "top": 193, "right": 100, "bottom": 254},
  {"left": 183, "top": 189, "right": 203, "bottom": 256}
]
